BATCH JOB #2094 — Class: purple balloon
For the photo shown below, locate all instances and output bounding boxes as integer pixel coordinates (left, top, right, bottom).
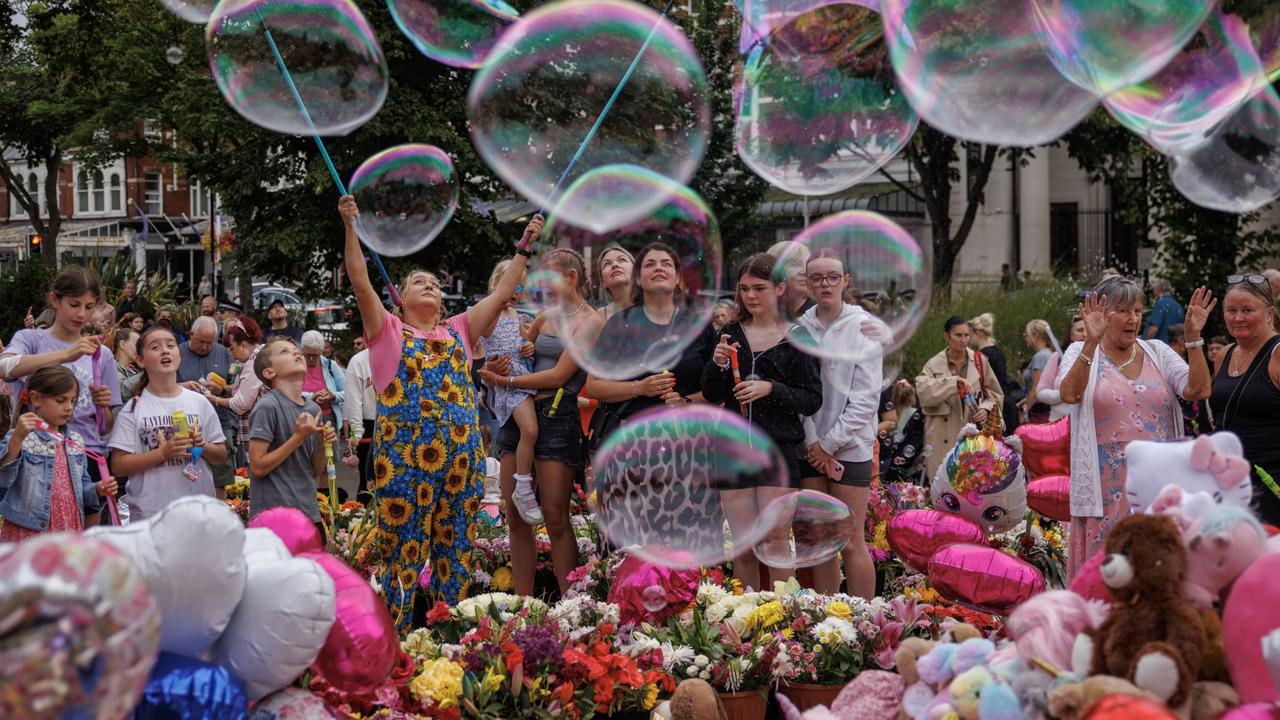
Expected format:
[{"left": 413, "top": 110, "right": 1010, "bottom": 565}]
[
  {"left": 249, "top": 507, "right": 323, "bottom": 556},
  {"left": 927, "top": 543, "right": 1045, "bottom": 615},
  {"left": 300, "top": 552, "right": 398, "bottom": 694},
  {"left": 886, "top": 509, "right": 988, "bottom": 572}
]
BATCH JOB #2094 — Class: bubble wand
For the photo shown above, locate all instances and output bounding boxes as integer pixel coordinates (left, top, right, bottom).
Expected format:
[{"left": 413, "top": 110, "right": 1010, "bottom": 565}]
[
  {"left": 254, "top": 12, "right": 402, "bottom": 307},
  {"left": 324, "top": 434, "right": 339, "bottom": 516}
]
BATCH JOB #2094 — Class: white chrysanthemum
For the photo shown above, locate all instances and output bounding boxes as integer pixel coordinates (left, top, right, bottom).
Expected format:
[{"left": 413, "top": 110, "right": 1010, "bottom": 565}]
[
  {"left": 705, "top": 604, "right": 729, "bottom": 624},
  {"left": 660, "top": 642, "right": 696, "bottom": 671},
  {"left": 694, "top": 654, "right": 710, "bottom": 667},
  {"left": 811, "top": 617, "right": 858, "bottom": 646},
  {"left": 697, "top": 582, "right": 728, "bottom": 605}
]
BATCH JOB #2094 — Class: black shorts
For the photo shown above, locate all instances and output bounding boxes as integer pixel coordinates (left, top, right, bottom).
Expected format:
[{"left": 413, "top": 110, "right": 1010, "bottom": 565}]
[
  {"left": 731, "top": 442, "right": 802, "bottom": 489},
  {"left": 797, "top": 458, "right": 873, "bottom": 488},
  {"left": 495, "top": 394, "right": 584, "bottom": 467}
]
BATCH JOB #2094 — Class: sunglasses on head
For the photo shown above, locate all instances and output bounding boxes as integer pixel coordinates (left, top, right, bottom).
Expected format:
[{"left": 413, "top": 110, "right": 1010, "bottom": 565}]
[{"left": 1227, "top": 274, "right": 1275, "bottom": 300}]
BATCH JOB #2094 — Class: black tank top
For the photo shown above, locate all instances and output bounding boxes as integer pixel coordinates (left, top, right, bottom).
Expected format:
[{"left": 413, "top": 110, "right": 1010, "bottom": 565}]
[{"left": 1209, "top": 335, "right": 1280, "bottom": 525}]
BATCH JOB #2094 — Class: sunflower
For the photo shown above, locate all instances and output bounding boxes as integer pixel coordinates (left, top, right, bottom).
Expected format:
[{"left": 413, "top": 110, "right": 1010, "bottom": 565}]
[
  {"left": 434, "top": 556, "right": 453, "bottom": 586},
  {"left": 438, "top": 375, "right": 454, "bottom": 398},
  {"left": 380, "top": 497, "right": 413, "bottom": 527},
  {"left": 418, "top": 397, "right": 437, "bottom": 417},
  {"left": 372, "top": 456, "right": 394, "bottom": 490},
  {"left": 432, "top": 501, "right": 453, "bottom": 535},
  {"left": 377, "top": 529, "right": 397, "bottom": 558},
  {"left": 430, "top": 340, "right": 447, "bottom": 357},
  {"left": 398, "top": 567, "right": 419, "bottom": 592},
  {"left": 437, "top": 523, "right": 455, "bottom": 547},
  {"left": 415, "top": 440, "right": 448, "bottom": 473},
  {"left": 404, "top": 360, "right": 420, "bottom": 386},
  {"left": 452, "top": 347, "right": 465, "bottom": 365},
  {"left": 416, "top": 482, "right": 435, "bottom": 508},
  {"left": 463, "top": 496, "right": 481, "bottom": 517},
  {"left": 400, "top": 539, "right": 422, "bottom": 566},
  {"left": 400, "top": 443, "right": 418, "bottom": 469},
  {"left": 449, "top": 423, "right": 470, "bottom": 444},
  {"left": 444, "top": 387, "right": 462, "bottom": 405},
  {"left": 443, "top": 469, "right": 467, "bottom": 495},
  {"left": 382, "top": 378, "right": 405, "bottom": 406},
  {"left": 453, "top": 452, "right": 471, "bottom": 473},
  {"left": 378, "top": 421, "right": 398, "bottom": 443}
]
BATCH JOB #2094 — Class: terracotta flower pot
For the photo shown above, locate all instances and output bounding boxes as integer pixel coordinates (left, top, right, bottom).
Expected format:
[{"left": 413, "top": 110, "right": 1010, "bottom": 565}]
[
  {"left": 778, "top": 682, "right": 843, "bottom": 712},
  {"left": 718, "top": 690, "right": 767, "bottom": 720}
]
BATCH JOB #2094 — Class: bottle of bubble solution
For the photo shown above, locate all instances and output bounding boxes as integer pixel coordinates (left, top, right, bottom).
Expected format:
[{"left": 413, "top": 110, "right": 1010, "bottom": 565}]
[
  {"left": 172, "top": 410, "right": 202, "bottom": 481},
  {"left": 323, "top": 436, "right": 338, "bottom": 515}
]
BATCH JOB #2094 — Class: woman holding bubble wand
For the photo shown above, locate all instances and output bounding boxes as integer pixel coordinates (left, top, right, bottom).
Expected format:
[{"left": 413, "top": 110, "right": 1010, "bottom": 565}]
[{"left": 341, "top": 194, "right": 543, "bottom": 629}]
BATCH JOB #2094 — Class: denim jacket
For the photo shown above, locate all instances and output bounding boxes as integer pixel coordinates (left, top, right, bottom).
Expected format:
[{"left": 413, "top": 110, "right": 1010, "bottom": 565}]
[{"left": 0, "top": 428, "right": 95, "bottom": 531}]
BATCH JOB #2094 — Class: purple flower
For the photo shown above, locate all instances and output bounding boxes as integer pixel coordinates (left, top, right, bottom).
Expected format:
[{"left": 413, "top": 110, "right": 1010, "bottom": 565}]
[{"left": 512, "top": 625, "right": 564, "bottom": 673}]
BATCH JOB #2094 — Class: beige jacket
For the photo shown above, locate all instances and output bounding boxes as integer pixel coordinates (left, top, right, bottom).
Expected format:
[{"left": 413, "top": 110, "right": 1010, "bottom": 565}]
[{"left": 916, "top": 348, "right": 1004, "bottom": 478}]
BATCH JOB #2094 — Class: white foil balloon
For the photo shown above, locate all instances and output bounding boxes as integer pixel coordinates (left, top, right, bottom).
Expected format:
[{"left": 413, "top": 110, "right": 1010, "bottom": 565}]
[
  {"left": 213, "top": 529, "right": 337, "bottom": 700},
  {"left": 88, "top": 495, "right": 247, "bottom": 656}
]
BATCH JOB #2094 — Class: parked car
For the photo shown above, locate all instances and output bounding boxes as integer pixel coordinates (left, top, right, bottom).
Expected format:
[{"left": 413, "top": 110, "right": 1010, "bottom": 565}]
[{"left": 251, "top": 284, "right": 348, "bottom": 332}]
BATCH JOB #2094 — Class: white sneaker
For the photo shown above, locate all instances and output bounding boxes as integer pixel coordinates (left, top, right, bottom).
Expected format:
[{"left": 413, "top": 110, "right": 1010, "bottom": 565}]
[{"left": 512, "top": 488, "right": 544, "bottom": 526}]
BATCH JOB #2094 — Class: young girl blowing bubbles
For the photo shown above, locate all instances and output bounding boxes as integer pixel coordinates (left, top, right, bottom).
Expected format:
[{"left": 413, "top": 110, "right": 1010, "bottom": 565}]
[
  {"left": 478, "top": 258, "right": 541, "bottom": 525},
  {"left": 108, "top": 326, "right": 226, "bottom": 521},
  {"left": 340, "top": 194, "right": 543, "bottom": 630},
  {"left": 0, "top": 366, "right": 117, "bottom": 540}
]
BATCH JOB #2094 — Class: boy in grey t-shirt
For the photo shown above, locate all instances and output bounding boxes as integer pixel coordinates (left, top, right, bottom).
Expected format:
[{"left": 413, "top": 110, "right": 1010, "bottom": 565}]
[{"left": 247, "top": 337, "right": 337, "bottom": 524}]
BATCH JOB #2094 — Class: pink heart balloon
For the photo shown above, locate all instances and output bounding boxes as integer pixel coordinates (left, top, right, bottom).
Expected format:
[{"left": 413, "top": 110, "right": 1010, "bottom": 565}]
[
  {"left": 886, "top": 509, "right": 988, "bottom": 572},
  {"left": 1068, "top": 548, "right": 1115, "bottom": 604},
  {"left": 1015, "top": 417, "right": 1070, "bottom": 478},
  {"left": 1223, "top": 553, "right": 1280, "bottom": 703},
  {"left": 927, "top": 543, "right": 1046, "bottom": 615},
  {"left": 249, "top": 507, "right": 324, "bottom": 556},
  {"left": 300, "top": 551, "right": 397, "bottom": 694},
  {"left": 1027, "top": 475, "right": 1071, "bottom": 521}
]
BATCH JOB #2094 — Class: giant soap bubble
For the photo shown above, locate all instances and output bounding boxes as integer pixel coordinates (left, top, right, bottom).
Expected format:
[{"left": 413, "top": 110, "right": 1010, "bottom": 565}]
[
  {"left": 533, "top": 165, "right": 722, "bottom": 381},
  {"left": 1169, "top": 86, "right": 1280, "bottom": 213},
  {"left": 207, "top": 0, "right": 389, "bottom": 137},
  {"left": 880, "top": 0, "right": 1097, "bottom": 146},
  {"left": 1029, "top": 0, "right": 1216, "bottom": 98},
  {"left": 163, "top": 0, "right": 218, "bottom": 24},
  {"left": 388, "top": 0, "right": 518, "bottom": 69},
  {"left": 593, "top": 405, "right": 790, "bottom": 569},
  {"left": 735, "top": 2, "right": 918, "bottom": 196},
  {"left": 1105, "top": 13, "right": 1269, "bottom": 156},
  {"left": 348, "top": 144, "right": 459, "bottom": 257},
  {"left": 468, "top": 0, "right": 710, "bottom": 228}
]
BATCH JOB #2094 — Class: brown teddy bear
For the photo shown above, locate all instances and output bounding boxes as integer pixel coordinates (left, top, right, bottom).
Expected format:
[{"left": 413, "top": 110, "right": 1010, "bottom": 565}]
[
  {"left": 669, "top": 679, "right": 725, "bottom": 720},
  {"left": 1072, "top": 514, "right": 1204, "bottom": 707},
  {"left": 1048, "top": 674, "right": 1155, "bottom": 720}
]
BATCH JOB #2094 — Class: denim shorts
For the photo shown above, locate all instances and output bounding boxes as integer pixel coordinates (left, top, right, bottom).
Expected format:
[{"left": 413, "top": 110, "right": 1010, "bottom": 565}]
[{"left": 494, "top": 394, "right": 584, "bottom": 467}]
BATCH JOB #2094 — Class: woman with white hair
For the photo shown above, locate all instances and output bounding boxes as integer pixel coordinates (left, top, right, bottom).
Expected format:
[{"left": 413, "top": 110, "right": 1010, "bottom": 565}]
[{"left": 300, "top": 330, "right": 345, "bottom": 431}]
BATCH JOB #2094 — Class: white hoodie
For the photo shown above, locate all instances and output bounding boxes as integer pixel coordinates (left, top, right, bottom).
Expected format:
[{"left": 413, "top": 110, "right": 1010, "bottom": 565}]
[{"left": 799, "top": 303, "right": 885, "bottom": 463}]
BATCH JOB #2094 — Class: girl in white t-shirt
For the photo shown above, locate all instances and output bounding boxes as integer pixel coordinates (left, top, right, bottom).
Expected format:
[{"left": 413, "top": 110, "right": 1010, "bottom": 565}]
[{"left": 108, "top": 326, "right": 226, "bottom": 520}]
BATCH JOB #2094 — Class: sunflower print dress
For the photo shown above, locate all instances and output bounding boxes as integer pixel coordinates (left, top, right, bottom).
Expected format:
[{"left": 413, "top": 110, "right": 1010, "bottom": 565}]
[{"left": 371, "top": 322, "right": 482, "bottom": 631}]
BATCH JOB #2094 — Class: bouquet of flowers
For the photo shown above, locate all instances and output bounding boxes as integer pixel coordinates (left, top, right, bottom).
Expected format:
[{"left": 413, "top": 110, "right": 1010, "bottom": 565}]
[
  {"left": 320, "top": 498, "right": 380, "bottom": 578},
  {"left": 993, "top": 514, "right": 1068, "bottom": 590}
]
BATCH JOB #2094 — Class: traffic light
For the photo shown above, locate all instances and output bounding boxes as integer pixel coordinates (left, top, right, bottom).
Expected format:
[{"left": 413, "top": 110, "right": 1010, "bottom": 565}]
[{"left": 28, "top": 232, "right": 42, "bottom": 256}]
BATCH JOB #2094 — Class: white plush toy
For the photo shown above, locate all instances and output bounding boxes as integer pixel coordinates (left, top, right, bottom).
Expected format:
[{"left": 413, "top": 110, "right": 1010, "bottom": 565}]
[{"left": 1124, "top": 431, "right": 1253, "bottom": 519}]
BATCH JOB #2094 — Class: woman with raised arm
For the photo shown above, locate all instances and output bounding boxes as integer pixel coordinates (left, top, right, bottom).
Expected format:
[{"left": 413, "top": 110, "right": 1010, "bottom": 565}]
[{"left": 340, "top": 195, "right": 543, "bottom": 630}]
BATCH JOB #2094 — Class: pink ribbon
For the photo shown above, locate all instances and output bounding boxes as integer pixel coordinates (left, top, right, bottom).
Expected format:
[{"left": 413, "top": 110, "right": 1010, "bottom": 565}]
[
  {"left": 91, "top": 338, "right": 105, "bottom": 434},
  {"left": 1189, "top": 435, "right": 1251, "bottom": 489},
  {"left": 36, "top": 421, "right": 119, "bottom": 525}
]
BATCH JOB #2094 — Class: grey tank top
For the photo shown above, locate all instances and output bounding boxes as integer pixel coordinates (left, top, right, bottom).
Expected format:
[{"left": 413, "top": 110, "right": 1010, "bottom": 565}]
[{"left": 533, "top": 331, "right": 587, "bottom": 394}]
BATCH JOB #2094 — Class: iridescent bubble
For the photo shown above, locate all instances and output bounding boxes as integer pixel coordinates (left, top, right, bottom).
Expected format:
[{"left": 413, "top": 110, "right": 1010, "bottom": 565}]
[
  {"left": 166, "top": 46, "right": 187, "bottom": 66},
  {"left": 348, "top": 144, "right": 459, "bottom": 257},
  {"left": 388, "top": 0, "right": 518, "bottom": 69},
  {"left": 754, "top": 489, "right": 853, "bottom": 568},
  {"left": 1105, "top": 13, "right": 1269, "bottom": 156},
  {"left": 734, "top": 2, "right": 918, "bottom": 196},
  {"left": 774, "top": 210, "right": 929, "bottom": 365},
  {"left": 549, "top": 164, "right": 682, "bottom": 235},
  {"left": 468, "top": 0, "right": 710, "bottom": 223},
  {"left": 881, "top": 350, "right": 903, "bottom": 391},
  {"left": 641, "top": 585, "right": 669, "bottom": 612},
  {"left": 537, "top": 168, "right": 722, "bottom": 381},
  {"left": 880, "top": 0, "right": 1097, "bottom": 146},
  {"left": 593, "top": 405, "right": 790, "bottom": 570},
  {"left": 163, "top": 0, "right": 217, "bottom": 24},
  {"left": 1169, "top": 86, "right": 1280, "bottom": 213},
  {"left": 207, "top": 0, "right": 389, "bottom": 137},
  {"left": 1029, "top": 0, "right": 1215, "bottom": 97}
]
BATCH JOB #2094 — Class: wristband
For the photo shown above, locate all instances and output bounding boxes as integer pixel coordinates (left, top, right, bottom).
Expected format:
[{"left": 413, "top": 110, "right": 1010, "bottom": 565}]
[
  {"left": 515, "top": 247, "right": 534, "bottom": 258},
  {"left": 1184, "top": 338, "right": 1204, "bottom": 348},
  {"left": 1078, "top": 353, "right": 1093, "bottom": 365}
]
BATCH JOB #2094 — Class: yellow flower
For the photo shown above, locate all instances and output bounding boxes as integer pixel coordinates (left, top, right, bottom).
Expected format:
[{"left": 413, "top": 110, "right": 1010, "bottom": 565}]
[
  {"left": 642, "top": 683, "right": 660, "bottom": 710},
  {"left": 416, "top": 440, "right": 448, "bottom": 473},
  {"left": 746, "top": 600, "right": 785, "bottom": 632},
  {"left": 491, "top": 565, "right": 514, "bottom": 591},
  {"left": 371, "top": 456, "right": 393, "bottom": 491},
  {"left": 781, "top": 628, "right": 794, "bottom": 640},
  {"left": 378, "top": 421, "right": 398, "bottom": 443},
  {"left": 380, "top": 497, "right": 413, "bottom": 527},
  {"left": 871, "top": 521, "right": 889, "bottom": 551},
  {"left": 730, "top": 579, "right": 744, "bottom": 596},
  {"left": 481, "top": 670, "right": 505, "bottom": 694},
  {"left": 381, "top": 379, "right": 405, "bottom": 407},
  {"left": 408, "top": 658, "right": 464, "bottom": 707},
  {"left": 826, "top": 601, "right": 853, "bottom": 621}
]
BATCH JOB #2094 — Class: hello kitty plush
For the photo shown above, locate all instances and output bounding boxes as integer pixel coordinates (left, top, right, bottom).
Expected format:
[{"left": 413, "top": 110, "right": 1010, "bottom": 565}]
[
  {"left": 931, "top": 413, "right": 1028, "bottom": 534},
  {"left": 1124, "top": 431, "right": 1253, "bottom": 518}
]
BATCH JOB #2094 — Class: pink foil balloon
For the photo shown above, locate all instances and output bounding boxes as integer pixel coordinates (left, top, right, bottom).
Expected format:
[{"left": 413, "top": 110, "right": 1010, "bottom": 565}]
[
  {"left": 1223, "top": 553, "right": 1280, "bottom": 703},
  {"left": 1068, "top": 548, "right": 1114, "bottom": 604},
  {"left": 301, "top": 551, "right": 398, "bottom": 693},
  {"left": 927, "top": 543, "right": 1046, "bottom": 615},
  {"left": 1215, "top": 705, "right": 1280, "bottom": 720},
  {"left": 886, "top": 509, "right": 988, "bottom": 572},
  {"left": 1027, "top": 475, "right": 1071, "bottom": 521},
  {"left": 250, "top": 687, "right": 341, "bottom": 718},
  {"left": 249, "top": 507, "right": 324, "bottom": 556},
  {"left": 607, "top": 552, "right": 700, "bottom": 626},
  {"left": 1014, "top": 417, "right": 1070, "bottom": 478}
]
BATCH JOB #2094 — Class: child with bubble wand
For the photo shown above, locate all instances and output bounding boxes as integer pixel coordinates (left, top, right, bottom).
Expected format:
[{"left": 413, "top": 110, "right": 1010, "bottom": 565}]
[{"left": 341, "top": 194, "right": 544, "bottom": 628}]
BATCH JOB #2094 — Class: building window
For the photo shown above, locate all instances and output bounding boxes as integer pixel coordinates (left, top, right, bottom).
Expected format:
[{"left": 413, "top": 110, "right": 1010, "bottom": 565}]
[
  {"left": 92, "top": 170, "right": 105, "bottom": 212},
  {"left": 110, "top": 174, "right": 121, "bottom": 211},
  {"left": 27, "top": 173, "right": 38, "bottom": 216},
  {"left": 143, "top": 119, "right": 162, "bottom": 141},
  {"left": 144, "top": 171, "right": 163, "bottom": 215},
  {"left": 189, "top": 180, "right": 211, "bottom": 217},
  {"left": 77, "top": 171, "right": 90, "bottom": 213}
]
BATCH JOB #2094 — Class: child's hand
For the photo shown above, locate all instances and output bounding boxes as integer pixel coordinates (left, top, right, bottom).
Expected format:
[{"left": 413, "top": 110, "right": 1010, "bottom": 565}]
[
  {"left": 160, "top": 430, "right": 192, "bottom": 461},
  {"left": 189, "top": 427, "right": 205, "bottom": 449},
  {"left": 96, "top": 476, "right": 119, "bottom": 497},
  {"left": 294, "top": 411, "right": 318, "bottom": 439},
  {"left": 321, "top": 423, "right": 338, "bottom": 446},
  {"left": 519, "top": 341, "right": 535, "bottom": 358},
  {"left": 90, "top": 384, "right": 112, "bottom": 408},
  {"left": 65, "top": 335, "right": 101, "bottom": 362},
  {"left": 11, "top": 412, "right": 40, "bottom": 441},
  {"left": 637, "top": 372, "right": 676, "bottom": 397},
  {"left": 713, "top": 334, "right": 736, "bottom": 367},
  {"left": 517, "top": 214, "right": 545, "bottom": 250},
  {"left": 338, "top": 195, "right": 360, "bottom": 226}
]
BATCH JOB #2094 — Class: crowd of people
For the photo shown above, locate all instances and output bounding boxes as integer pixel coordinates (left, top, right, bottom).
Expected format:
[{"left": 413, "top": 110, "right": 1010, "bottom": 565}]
[{"left": 2, "top": 198, "right": 1279, "bottom": 634}]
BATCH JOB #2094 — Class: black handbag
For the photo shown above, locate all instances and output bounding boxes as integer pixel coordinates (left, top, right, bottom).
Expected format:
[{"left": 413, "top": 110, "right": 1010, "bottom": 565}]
[{"left": 586, "top": 398, "right": 631, "bottom": 454}]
